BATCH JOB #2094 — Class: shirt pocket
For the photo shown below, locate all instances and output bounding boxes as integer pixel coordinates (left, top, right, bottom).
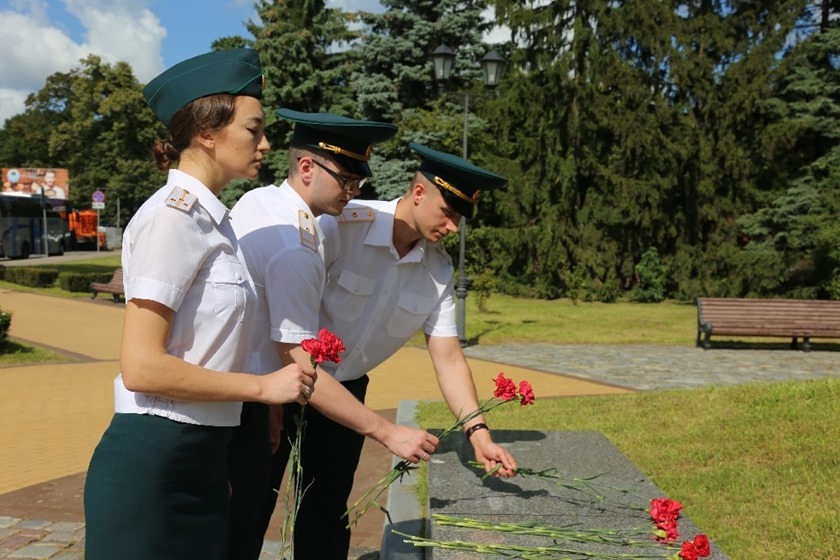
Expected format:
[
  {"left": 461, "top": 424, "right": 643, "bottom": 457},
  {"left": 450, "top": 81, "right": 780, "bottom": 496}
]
[
  {"left": 209, "top": 257, "right": 248, "bottom": 323},
  {"left": 386, "top": 292, "right": 436, "bottom": 339},
  {"left": 327, "top": 270, "right": 375, "bottom": 322}
]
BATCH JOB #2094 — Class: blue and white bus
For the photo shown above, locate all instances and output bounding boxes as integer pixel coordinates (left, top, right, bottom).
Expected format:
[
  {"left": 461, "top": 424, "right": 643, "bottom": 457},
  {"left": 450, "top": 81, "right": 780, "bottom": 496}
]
[{"left": 0, "top": 193, "right": 68, "bottom": 259}]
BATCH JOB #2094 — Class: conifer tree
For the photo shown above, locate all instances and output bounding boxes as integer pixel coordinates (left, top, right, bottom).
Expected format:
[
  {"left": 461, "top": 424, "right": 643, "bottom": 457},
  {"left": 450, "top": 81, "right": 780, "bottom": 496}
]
[
  {"left": 738, "top": 14, "right": 840, "bottom": 297},
  {"left": 353, "top": 0, "right": 496, "bottom": 199},
  {"left": 245, "top": 0, "right": 358, "bottom": 182}
]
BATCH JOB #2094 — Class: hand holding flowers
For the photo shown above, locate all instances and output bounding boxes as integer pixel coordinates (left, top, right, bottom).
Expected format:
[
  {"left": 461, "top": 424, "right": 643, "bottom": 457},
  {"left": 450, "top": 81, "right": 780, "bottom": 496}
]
[
  {"left": 465, "top": 373, "right": 533, "bottom": 478},
  {"left": 345, "top": 372, "right": 535, "bottom": 527}
]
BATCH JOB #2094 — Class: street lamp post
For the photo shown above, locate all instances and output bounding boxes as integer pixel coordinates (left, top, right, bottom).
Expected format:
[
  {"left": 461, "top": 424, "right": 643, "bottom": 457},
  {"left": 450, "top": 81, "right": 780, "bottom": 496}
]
[
  {"left": 40, "top": 191, "right": 49, "bottom": 257},
  {"left": 430, "top": 44, "right": 506, "bottom": 347}
]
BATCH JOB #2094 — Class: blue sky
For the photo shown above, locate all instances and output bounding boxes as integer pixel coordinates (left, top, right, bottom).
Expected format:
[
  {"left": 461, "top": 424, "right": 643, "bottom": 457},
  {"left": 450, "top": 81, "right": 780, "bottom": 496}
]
[{"left": 0, "top": 0, "right": 384, "bottom": 124}]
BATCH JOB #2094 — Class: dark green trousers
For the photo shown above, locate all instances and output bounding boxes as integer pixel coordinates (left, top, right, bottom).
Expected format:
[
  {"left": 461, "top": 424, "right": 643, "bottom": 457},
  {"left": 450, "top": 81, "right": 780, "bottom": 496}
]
[{"left": 228, "top": 375, "right": 369, "bottom": 560}]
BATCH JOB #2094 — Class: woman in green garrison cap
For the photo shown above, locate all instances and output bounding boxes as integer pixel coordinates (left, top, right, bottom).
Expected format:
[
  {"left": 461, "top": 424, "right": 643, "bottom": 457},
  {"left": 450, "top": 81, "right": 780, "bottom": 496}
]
[{"left": 83, "top": 49, "right": 317, "bottom": 560}]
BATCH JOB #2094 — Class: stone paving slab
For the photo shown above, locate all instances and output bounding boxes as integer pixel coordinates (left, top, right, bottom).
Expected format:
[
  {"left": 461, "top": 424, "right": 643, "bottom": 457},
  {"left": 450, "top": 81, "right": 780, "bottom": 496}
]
[
  {"left": 0, "top": 514, "right": 374, "bottom": 560},
  {"left": 0, "top": 519, "right": 84, "bottom": 560}
]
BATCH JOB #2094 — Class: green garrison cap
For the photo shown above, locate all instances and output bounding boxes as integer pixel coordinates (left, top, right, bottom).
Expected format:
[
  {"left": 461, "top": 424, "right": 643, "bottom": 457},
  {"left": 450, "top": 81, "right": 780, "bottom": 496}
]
[
  {"left": 143, "top": 48, "right": 264, "bottom": 127},
  {"left": 276, "top": 108, "right": 398, "bottom": 177},
  {"left": 409, "top": 142, "right": 508, "bottom": 218}
]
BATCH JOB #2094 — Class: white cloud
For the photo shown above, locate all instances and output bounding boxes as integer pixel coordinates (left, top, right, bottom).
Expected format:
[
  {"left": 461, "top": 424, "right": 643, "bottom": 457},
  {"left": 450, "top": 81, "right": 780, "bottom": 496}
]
[
  {"left": 9, "top": 0, "right": 49, "bottom": 21},
  {"left": 0, "top": 89, "right": 31, "bottom": 123},
  {"left": 64, "top": 0, "right": 165, "bottom": 81},
  {"left": 0, "top": 11, "right": 88, "bottom": 91},
  {"left": 0, "top": 0, "right": 165, "bottom": 125}
]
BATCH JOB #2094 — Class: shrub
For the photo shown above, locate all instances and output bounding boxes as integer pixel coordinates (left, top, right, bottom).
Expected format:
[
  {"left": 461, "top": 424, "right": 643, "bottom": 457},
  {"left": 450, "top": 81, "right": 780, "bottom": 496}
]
[
  {"left": 634, "top": 247, "right": 666, "bottom": 303},
  {"left": 470, "top": 269, "right": 497, "bottom": 312},
  {"left": 0, "top": 308, "right": 11, "bottom": 345},
  {"left": 3, "top": 267, "right": 60, "bottom": 288},
  {"left": 561, "top": 266, "right": 587, "bottom": 303},
  {"left": 58, "top": 271, "right": 115, "bottom": 293}
]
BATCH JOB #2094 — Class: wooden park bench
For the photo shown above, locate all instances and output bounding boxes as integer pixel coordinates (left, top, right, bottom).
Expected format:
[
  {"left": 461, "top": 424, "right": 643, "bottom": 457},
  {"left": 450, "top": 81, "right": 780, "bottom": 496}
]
[
  {"left": 696, "top": 297, "right": 840, "bottom": 351},
  {"left": 90, "top": 267, "right": 125, "bottom": 303}
]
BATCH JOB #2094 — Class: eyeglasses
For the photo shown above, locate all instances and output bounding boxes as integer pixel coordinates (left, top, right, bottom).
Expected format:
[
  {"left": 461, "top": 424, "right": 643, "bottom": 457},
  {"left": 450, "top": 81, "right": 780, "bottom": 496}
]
[{"left": 310, "top": 159, "right": 367, "bottom": 192}]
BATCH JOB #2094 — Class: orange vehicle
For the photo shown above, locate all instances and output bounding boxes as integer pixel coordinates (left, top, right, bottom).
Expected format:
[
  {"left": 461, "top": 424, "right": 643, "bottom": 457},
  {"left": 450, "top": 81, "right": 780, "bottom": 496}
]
[{"left": 66, "top": 209, "right": 106, "bottom": 250}]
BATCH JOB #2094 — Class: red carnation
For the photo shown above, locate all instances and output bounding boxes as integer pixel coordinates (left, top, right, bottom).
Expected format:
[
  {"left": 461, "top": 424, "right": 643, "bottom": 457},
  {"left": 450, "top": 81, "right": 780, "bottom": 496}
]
[
  {"left": 650, "top": 498, "right": 683, "bottom": 524},
  {"left": 493, "top": 372, "right": 518, "bottom": 401},
  {"left": 518, "top": 380, "right": 535, "bottom": 406},
  {"left": 679, "top": 534, "right": 711, "bottom": 559},
  {"left": 693, "top": 534, "right": 710, "bottom": 556},
  {"left": 660, "top": 520, "right": 679, "bottom": 542},
  {"left": 650, "top": 498, "right": 683, "bottom": 542},
  {"left": 301, "top": 328, "right": 345, "bottom": 366},
  {"left": 679, "top": 541, "right": 698, "bottom": 560}
]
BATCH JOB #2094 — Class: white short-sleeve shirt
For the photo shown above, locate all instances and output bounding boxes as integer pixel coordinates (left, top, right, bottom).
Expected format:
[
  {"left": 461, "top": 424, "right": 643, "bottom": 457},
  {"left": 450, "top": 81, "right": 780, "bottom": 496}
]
[
  {"left": 231, "top": 181, "right": 326, "bottom": 374},
  {"left": 317, "top": 199, "right": 458, "bottom": 382},
  {"left": 113, "top": 169, "right": 256, "bottom": 426}
]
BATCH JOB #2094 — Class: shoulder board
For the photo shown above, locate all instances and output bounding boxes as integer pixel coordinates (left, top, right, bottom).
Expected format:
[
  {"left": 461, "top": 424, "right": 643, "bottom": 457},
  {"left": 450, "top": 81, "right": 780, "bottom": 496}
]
[
  {"left": 337, "top": 206, "right": 376, "bottom": 224},
  {"left": 164, "top": 186, "right": 197, "bottom": 212},
  {"left": 298, "top": 209, "right": 318, "bottom": 252}
]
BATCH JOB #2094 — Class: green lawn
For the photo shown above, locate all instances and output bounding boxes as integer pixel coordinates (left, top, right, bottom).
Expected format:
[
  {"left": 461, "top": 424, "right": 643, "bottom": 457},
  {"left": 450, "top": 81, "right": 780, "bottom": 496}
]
[
  {"left": 466, "top": 295, "right": 697, "bottom": 346},
  {"left": 0, "top": 339, "right": 71, "bottom": 366},
  {"left": 405, "top": 295, "right": 697, "bottom": 348}
]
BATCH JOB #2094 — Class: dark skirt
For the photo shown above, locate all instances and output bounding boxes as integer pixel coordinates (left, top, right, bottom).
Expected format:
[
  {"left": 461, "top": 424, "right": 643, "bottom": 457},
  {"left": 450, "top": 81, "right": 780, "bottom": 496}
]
[{"left": 84, "top": 413, "right": 233, "bottom": 560}]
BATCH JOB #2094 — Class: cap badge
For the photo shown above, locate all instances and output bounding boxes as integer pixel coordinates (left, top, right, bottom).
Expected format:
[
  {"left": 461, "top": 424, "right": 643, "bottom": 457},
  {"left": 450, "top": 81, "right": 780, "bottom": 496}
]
[
  {"left": 433, "top": 176, "right": 480, "bottom": 203},
  {"left": 318, "top": 142, "right": 372, "bottom": 162}
]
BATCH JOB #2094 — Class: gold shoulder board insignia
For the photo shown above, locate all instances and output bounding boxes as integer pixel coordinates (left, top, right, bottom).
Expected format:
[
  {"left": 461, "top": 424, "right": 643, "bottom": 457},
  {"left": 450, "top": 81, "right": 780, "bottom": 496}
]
[
  {"left": 164, "top": 186, "right": 197, "bottom": 212},
  {"left": 298, "top": 209, "right": 318, "bottom": 252},
  {"left": 337, "top": 207, "right": 376, "bottom": 224}
]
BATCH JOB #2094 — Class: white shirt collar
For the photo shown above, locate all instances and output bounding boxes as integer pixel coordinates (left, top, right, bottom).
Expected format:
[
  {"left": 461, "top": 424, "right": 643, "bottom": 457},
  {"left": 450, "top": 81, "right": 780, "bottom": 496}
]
[
  {"left": 364, "top": 198, "right": 425, "bottom": 263},
  {"left": 277, "top": 180, "right": 316, "bottom": 215}
]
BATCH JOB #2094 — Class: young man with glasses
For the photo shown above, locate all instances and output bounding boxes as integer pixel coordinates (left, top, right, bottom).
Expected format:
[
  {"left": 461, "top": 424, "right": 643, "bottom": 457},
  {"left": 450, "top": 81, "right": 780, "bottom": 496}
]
[{"left": 226, "top": 109, "right": 397, "bottom": 560}]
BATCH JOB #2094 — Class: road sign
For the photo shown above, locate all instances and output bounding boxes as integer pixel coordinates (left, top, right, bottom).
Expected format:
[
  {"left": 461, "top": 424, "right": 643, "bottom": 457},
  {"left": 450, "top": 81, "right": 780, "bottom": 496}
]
[
  {"left": 92, "top": 190, "right": 105, "bottom": 203},
  {"left": 92, "top": 202, "right": 105, "bottom": 209}
]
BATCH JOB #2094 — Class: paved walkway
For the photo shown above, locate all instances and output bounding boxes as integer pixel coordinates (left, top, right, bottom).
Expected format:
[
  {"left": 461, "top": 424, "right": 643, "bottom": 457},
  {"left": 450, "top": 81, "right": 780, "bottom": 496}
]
[
  {"left": 1, "top": 262, "right": 838, "bottom": 558},
  {"left": 465, "top": 342, "right": 840, "bottom": 390}
]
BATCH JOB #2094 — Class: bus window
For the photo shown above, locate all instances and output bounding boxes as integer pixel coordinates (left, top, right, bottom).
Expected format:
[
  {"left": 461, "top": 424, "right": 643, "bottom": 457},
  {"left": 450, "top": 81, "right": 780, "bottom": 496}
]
[{"left": 0, "top": 194, "right": 68, "bottom": 259}]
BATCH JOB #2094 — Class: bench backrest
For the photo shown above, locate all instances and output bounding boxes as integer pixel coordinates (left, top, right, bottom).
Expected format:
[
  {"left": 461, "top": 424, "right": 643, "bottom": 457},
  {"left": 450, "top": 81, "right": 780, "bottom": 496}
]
[
  {"left": 697, "top": 297, "right": 840, "bottom": 337},
  {"left": 92, "top": 268, "right": 124, "bottom": 292},
  {"left": 110, "top": 268, "right": 124, "bottom": 287}
]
